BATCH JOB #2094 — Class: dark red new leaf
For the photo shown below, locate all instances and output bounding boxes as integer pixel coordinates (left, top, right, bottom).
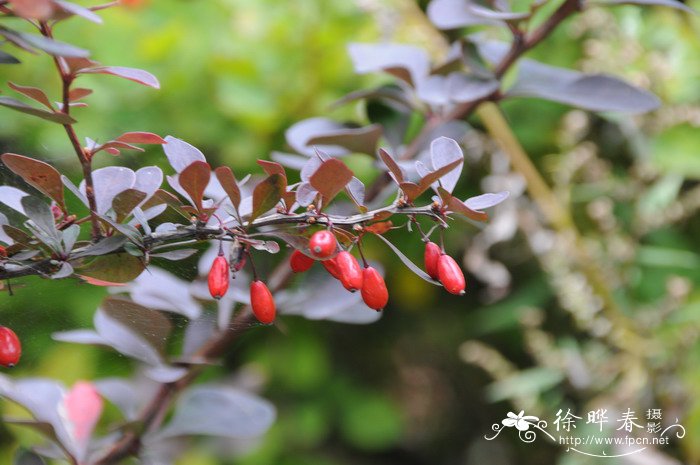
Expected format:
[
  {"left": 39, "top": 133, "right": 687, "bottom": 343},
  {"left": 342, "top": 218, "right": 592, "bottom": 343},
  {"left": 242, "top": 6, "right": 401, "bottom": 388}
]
[
  {"left": 68, "top": 87, "right": 93, "bottom": 101},
  {"left": 8, "top": 82, "right": 53, "bottom": 110},
  {"left": 1, "top": 153, "right": 66, "bottom": 212},
  {"left": 179, "top": 161, "right": 211, "bottom": 213},
  {"left": 79, "top": 66, "right": 160, "bottom": 89},
  {"left": 250, "top": 174, "right": 285, "bottom": 222},
  {"left": 116, "top": 132, "right": 166, "bottom": 145},
  {"left": 256, "top": 159, "right": 286, "bottom": 177},
  {"left": 214, "top": 166, "right": 241, "bottom": 211},
  {"left": 437, "top": 187, "right": 488, "bottom": 222},
  {"left": 309, "top": 158, "right": 353, "bottom": 205},
  {"left": 377, "top": 148, "right": 404, "bottom": 184},
  {"left": 0, "top": 96, "right": 75, "bottom": 124}
]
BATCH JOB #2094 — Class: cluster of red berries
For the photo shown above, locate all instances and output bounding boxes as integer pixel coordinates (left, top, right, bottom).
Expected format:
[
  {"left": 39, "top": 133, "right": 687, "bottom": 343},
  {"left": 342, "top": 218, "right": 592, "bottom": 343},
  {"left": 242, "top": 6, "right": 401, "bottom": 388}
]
[
  {"left": 208, "top": 232, "right": 467, "bottom": 322},
  {"left": 0, "top": 326, "right": 21, "bottom": 368},
  {"left": 291, "top": 229, "right": 388, "bottom": 311},
  {"left": 424, "top": 241, "right": 466, "bottom": 295},
  {"left": 207, "top": 251, "right": 275, "bottom": 325}
]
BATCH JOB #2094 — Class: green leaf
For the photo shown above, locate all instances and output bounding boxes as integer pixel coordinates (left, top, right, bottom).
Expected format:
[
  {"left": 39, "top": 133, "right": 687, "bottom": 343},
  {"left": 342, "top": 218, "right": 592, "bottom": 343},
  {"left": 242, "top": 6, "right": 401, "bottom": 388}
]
[
  {"left": 250, "top": 174, "right": 285, "bottom": 222},
  {"left": 0, "top": 96, "right": 75, "bottom": 124},
  {"left": 112, "top": 188, "right": 147, "bottom": 223},
  {"left": 77, "top": 253, "right": 145, "bottom": 284}
]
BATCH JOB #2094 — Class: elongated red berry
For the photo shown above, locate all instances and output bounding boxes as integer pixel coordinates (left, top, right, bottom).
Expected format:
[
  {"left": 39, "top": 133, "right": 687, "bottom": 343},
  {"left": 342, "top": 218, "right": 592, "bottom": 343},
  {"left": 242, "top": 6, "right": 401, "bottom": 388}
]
[
  {"left": 290, "top": 249, "right": 314, "bottom": 273},
  {"left": 309, "top": 230, "right": 337, "bottom": 258},
  {"left": 437, "top": 254, "right": 466, "bottom": 295},
  {"left": 322, "top": 256, "right": 342, "bottom": 280},
  {"left": 424, "top": 242, "right": 441, "bottom": 280},
  {"left": 208, "top": 255, "right": 230, "bottom": 299},
  {"left": 361, "top": 267, "right": 388, "bottom": 311},
  {"left": 250, "top": 280, "right": 276, "bottom": 324},
  {"left": 0, "top": 326, "right": 21, "bottom": 368},
  {"left": 335, "top": 251, "right": 363, "bottom": 292}
]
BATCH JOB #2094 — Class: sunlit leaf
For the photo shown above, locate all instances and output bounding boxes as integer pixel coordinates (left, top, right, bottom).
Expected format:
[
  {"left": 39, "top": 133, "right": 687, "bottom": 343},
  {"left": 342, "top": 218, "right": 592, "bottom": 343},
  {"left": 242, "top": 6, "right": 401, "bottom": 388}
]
[
  {"left": 8, "top": 82, "right": 53, "bottom": 110},
  {"left": 79, "top": 66, "right": 160, "bottom": 89}
]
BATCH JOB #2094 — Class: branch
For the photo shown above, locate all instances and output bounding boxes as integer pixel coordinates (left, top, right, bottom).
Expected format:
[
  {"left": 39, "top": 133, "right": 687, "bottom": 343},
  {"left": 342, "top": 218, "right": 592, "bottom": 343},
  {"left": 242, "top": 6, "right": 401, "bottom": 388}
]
[
  {"left": 0, "top": 204, "right": 443, "bottom": 281},
  {"left": 38, "top": 22, "right": 102, "bottom": 240},
  {"left": 93, "top": 260, "right": 295, "bottom": 465}
]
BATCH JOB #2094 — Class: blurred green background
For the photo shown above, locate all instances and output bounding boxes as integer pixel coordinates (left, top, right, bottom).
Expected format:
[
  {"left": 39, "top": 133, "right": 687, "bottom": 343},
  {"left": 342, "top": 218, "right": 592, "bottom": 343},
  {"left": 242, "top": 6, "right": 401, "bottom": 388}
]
[{"left": 2, "top": 0, "right": 700, "bottom": 464}]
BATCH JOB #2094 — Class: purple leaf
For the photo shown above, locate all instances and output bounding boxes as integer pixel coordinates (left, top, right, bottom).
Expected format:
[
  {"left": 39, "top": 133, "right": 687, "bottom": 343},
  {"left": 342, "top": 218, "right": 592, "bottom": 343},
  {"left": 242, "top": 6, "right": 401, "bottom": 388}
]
[
  {"left": 295, "top": 182, "right": 318, "bottom": 206},
  {"left": 80, "top": 166, "right": 135, "bottom": 214},
  {"left": 55, "top": 0, "right": 103, "bottom": 23},
  {"left": 430, "top": 136, "right": 464, "bottom": 193},
  {"left": 79, "top": 66, "right": 160, "bottom": 89},
  {"left": 595, "top": 0, "right": 695, "bottom": 12},
  {"left": 119, "top": 267, "right": 202, "bottom": 319},
  {"left": 163, "top": 136, "right": 206, "bottom": 173},
  {"left": 285, "top": 118, "right": 381, "bottom": 156},
  {"left": 464, "top": 191, "right": 510, "bottom": 211},
  {"left": 1, "top": 29, "right": 89, "bottom": 57},
  {"left": 154, "top": 386, "right": 276, "bottom": 439},
  {"left": 309, "top": 159, "right": 354, "bottom": 204},
  {"left": 427, "top": 0, "right": 503, "bottom": 29},
  {"left": 507, "top": 59, "right": 660, "bottom": 114},
  {"left": 347, "top": 43, "right": 430, "bottom": 87}
]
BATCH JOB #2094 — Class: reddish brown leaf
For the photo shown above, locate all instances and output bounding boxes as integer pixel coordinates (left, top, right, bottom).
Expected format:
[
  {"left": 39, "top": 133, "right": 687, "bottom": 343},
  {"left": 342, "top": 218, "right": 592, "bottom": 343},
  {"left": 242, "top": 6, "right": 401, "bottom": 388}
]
[
  {"left": 365, "top": 221, "right": 393, "bottom": 235},
  {"left": 1, "top": 152, "right": 66, "bottom": 211},
  {"left": 145, "top": 189, "right": 188, "bottom": 218},
  {"left": 116, "top": 131, "right": 166, "bottom": 145},
  {"left": 9, "top": 0, "right": 55, "bottom": 20},
  {"left": 9, "top": 82, "right": 53, "bottom": 110},
  {"left": 112, "top": 188, "right": 146, "bottom": 222},
  {"left": 96, "top": 140, "right": 144, "bottom": 155},
  {"left": 68, "top": 87, "right": 93, "bottom": 101},
  {"left": 309, "top": 158, "right": 354, "bottom": 205},
  {"left": 79, "top": 66, "right": 160, "bottom": 89},
  {"left": 400, "top": 158, "right": 463, "bottom": 202},
  {"left": 256, "top": 159, "right": 286, "bottom": 177},
  {"left": 418, "top": 158, "right": 462, "bottom": 192},
  {"left": 214, "top": 166, "right": 241, "bottom": 210},
  {"left": 437, "top": 187, "right": 488, "bottom": 222},
  {"left": 372, "top": 211, "right": 393, "bottom": 222},
  {"left": 65, "top": 57, "right": 98, "bottom": 74},
  {"left": 179, "top": 161, "right": 211, "bottom": 212},
  {"left": 251, "top": 174, "right": 285, "bottom": 222},
  {"left": 377, "top": 148, "right": 404, "bottom": 183}
]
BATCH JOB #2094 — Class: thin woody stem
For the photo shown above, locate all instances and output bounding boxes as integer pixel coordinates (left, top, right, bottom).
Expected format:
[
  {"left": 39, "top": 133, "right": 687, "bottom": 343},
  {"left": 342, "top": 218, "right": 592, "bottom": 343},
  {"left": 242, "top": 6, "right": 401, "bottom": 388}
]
[{"left": 38, "top": 21, "right": 102, "bottom": 240}]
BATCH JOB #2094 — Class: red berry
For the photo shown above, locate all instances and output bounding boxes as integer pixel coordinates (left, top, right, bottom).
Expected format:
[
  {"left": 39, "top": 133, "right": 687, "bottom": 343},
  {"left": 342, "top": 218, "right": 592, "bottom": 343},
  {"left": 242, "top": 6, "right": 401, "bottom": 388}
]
[
  {"left": 361, "top": 267, "right": 388, "bottom": 311},
  {"left": 424, "top": 242, "right": 441, "bottom": 280},
  {"left": 335, "top": 251, "right": 363, "bottom": 292},
  {"left": 250, "top": 280, "right": 276, "bottom": 324},
  {"left": 0, "top": 326, "right": 21, "bottom": 368},
  {"left": 290, "top": 249, "right": 314, "bottom": 273},
  {"left": 208, "top": 255, "right": 230, "bottom": 299},
  {"left": 437, "top": 254, "right": 466, "bottom": 295},
  {"left": 309, "top": 230, "right": 337, "bottom": 259},
  {"left": 322, "top": 256, "right": 342, "bottom": 280}
]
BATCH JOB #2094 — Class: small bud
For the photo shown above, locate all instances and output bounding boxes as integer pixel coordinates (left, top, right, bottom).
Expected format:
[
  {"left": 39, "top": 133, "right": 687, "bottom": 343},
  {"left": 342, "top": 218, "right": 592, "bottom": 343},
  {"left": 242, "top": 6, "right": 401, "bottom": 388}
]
[{"left": 208, "top": 255, "right": 230, "bottom": 299}]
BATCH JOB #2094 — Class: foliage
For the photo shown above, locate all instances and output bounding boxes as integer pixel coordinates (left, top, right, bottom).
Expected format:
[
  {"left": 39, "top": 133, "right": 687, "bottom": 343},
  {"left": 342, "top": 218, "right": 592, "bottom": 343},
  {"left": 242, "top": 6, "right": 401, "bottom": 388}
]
[{"left": 1, "top": 0, "right": 699, "bottom": 464}]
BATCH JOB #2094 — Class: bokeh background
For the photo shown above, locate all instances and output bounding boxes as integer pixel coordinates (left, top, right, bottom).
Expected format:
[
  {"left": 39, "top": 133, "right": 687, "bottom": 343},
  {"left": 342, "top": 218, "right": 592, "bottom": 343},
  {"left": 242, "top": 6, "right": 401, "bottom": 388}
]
[{"left": 2, "top": 0, "right": 700, "bottom": 464}]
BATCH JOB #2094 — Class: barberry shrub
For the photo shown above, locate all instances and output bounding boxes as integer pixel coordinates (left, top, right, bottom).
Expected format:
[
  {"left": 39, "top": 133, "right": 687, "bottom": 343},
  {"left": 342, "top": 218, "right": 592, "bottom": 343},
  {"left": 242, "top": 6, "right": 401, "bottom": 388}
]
[{"left": 0, "top": 0, "right": 684, "bottom": 463}]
